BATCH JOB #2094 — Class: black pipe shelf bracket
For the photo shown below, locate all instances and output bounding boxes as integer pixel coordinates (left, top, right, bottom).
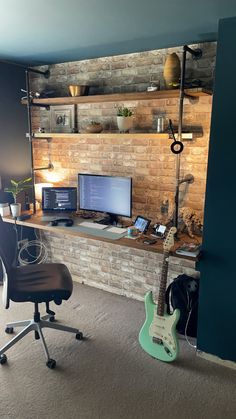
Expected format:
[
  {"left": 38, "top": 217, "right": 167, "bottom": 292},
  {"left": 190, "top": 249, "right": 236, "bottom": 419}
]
[
  {"left": 184, "top": 45, "right": 202, "bottom": 60},
  {"left": 31, "top": 137, "right": 53, "bottom": 172},
  {"left": 25, "top": 66, "right": 51, "bottom": 213},
  {"left": 33, "top": 163, "right": 54, "bottom": 172},
  {"left": 29, "top": 103, "right": 50, "bottom": 110},
  {"left": 174, "top": 45, "right": 202, "bottom": 234}
]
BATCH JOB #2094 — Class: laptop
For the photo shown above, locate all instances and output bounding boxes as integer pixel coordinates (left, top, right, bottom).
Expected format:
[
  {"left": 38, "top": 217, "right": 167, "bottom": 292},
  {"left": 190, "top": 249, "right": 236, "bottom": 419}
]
[{"left": 41, "top": 187, "right": 77, "bottom": 221}]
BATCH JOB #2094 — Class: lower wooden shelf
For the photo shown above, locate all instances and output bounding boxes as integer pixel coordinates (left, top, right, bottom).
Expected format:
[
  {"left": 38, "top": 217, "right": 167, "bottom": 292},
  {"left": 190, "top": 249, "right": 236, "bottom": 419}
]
[{"left": 32, "top": 132, "right": 193, "bottom": 140}]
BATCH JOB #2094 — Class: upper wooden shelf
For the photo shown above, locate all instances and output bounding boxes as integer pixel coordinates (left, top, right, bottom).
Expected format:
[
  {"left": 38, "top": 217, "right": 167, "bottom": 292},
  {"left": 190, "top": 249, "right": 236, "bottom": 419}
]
[{"left": 22, "top": 88, "right": 212, "bottom": 106}]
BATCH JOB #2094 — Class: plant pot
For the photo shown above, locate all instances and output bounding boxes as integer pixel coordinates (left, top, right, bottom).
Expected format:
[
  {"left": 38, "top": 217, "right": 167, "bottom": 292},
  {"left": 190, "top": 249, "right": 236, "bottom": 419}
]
[
  {"left": 85, "top": 123, "right": 103, "bottom": 133},
  {"left": 10, "top": 203, "right": 21, "bottom": 218},
  {"left": 117, "top": 116, "right": 133, "bottom": 133}
]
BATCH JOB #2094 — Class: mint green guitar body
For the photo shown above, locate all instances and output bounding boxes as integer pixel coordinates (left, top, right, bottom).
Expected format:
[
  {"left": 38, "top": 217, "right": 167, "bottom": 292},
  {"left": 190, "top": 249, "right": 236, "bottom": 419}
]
[{"left": 139, "top": 291, "right": 180, "bottom": 362}]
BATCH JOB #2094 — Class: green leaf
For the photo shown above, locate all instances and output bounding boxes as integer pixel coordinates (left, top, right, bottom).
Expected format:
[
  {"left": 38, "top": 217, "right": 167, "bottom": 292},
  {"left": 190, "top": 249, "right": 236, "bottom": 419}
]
[
  {"left": 18, "top": 177, "right": 31, "bottom": 185},
  {"left": 22, "top": 177, "right": 32, "bottom": 183}
]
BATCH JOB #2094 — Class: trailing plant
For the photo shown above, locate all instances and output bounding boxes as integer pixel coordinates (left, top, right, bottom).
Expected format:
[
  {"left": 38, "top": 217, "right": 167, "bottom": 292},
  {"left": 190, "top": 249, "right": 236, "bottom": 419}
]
[{"left": 5, "top": 177, "right": 32, "bottom": 203}]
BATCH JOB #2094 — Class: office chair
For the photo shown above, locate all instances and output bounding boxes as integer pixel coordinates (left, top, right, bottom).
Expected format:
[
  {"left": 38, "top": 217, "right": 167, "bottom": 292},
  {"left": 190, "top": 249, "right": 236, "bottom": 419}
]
[{"left": 0, "top": 216, "right": 83, "bottom": 369}]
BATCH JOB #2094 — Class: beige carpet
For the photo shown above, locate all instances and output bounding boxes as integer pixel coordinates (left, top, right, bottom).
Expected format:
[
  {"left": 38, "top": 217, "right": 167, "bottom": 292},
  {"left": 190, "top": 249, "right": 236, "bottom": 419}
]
[{"left": 0, "top": 282, "right": 235, "bottom": 419}]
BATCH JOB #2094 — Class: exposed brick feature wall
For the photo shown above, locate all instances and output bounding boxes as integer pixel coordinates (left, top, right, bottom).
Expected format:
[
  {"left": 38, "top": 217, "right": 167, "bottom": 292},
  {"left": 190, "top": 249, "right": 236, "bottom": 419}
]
[
  {"left": 30, "top": 43, "right": 215, "bottom": 222},
  {"left": 41, "top": 230, "right": 197, "bottom": 301},
  {"left": 28, "top": 44, "right": 215, "bottom": 298},
  {"left": 31, "top": 43, "right": 216, "bottom": 96}
]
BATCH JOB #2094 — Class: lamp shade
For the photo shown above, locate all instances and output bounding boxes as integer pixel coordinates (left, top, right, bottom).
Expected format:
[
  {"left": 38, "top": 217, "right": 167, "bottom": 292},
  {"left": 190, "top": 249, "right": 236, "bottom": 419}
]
[{"left": 35, "top": 183, "right": 53, "bottom": 201}]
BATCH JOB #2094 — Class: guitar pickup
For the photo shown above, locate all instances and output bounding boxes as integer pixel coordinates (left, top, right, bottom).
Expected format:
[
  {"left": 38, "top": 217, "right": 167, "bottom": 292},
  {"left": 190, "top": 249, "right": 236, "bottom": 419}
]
[{"left": 152, "top": 337, "right": 163, "bottom": 345}]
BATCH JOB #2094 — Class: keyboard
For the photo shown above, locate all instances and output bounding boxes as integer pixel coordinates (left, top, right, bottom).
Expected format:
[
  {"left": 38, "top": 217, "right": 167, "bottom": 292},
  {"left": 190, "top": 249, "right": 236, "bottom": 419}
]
[{"left": 79, "top": 221, "right": 108, "bottom": 230}]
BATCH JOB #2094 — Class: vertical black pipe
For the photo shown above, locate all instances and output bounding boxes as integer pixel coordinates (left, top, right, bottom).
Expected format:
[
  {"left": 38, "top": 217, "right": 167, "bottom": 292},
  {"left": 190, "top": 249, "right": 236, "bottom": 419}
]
[
  {"left": 25, "top": 70, "right": 36, "bottom": 214},
  {"left": 174, "top": 46, "right": 187, "bottom": 230}
]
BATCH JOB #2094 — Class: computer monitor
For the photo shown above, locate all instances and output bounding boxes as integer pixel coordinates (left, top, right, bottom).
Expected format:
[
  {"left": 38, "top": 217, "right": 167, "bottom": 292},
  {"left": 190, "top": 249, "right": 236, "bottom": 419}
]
[
  {"left": 42, "top": 187, "right": 77, "bottom": 213},
  {"left": 78, "top": 174, "right": 132, "bottom": 224}
]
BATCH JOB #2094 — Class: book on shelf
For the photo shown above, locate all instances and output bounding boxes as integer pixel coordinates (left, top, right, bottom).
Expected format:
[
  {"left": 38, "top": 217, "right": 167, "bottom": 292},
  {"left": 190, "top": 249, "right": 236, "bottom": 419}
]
[{"left": 175, "top": 243, "right": 201, "bottom": 257}]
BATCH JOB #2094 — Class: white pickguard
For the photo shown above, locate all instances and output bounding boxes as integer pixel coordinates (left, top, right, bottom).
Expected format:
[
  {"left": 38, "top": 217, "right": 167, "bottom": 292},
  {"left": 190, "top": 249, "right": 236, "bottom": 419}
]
[{"left": 149, "top": 311, "right": 178, "bottom": 353}]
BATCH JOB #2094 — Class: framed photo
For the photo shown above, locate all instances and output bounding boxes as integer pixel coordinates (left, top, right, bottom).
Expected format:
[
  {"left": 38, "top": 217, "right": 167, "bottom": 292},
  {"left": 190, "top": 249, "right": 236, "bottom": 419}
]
[{"left": 50, "top": 105, "right": 75, "bottom": 133}]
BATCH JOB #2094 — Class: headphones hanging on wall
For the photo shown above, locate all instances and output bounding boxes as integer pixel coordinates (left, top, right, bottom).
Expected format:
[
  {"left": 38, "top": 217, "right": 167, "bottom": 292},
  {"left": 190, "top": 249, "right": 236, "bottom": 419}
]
[{"left": 168, "top": 119, "right": 184, "bottom": 155}]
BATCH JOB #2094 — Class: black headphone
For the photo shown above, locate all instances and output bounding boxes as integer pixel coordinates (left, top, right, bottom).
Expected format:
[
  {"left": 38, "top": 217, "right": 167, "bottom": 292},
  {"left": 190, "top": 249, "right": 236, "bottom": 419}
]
[
  {"left": 168, "top": 119, "right": 184, "bottom": 155},
  {"left": 50, "top": 218, "right": 74, "bottom": 227},
  {"left": 170, "top": 140, "right": 184, "bottom": 154}
]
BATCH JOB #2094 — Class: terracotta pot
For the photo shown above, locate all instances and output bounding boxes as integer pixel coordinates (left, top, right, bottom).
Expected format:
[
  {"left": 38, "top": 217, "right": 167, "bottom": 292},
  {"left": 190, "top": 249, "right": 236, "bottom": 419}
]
[
  {"left": 163, "top": 53, "right": 181, "bottom": 89},
  {"left": 117, "top": 116, "right": 133, "bottom": 133}
]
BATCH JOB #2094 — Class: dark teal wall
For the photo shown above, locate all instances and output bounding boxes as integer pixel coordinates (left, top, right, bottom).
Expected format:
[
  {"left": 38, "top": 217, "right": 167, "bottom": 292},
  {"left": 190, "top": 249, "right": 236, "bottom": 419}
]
[
  {"left": 0, "top": 63, "right": 30, "bottom": 186},
  {"left": 197, "top": 17, "right": 236, "bottom": 362}
]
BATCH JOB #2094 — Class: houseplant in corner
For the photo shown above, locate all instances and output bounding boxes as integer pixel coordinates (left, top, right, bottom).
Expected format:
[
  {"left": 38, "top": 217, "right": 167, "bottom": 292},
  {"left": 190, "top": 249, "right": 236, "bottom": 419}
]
[
  {"left": 5, "top": 177, "right": 32, "bottom": 218},
  {"left": 116, "top": 106, "right": 134, "bottom": 133}
]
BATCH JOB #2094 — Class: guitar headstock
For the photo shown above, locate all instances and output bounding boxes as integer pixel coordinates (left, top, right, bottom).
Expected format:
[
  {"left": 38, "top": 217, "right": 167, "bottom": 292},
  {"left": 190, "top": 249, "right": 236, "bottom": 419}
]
[{"left": 163, "top": 227, "right": 177, "bottom": 252}]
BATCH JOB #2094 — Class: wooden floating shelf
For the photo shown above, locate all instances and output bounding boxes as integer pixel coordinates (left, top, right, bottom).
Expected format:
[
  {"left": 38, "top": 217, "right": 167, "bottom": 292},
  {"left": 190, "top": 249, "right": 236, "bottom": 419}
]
[
  {"left": 32, "top": 132, "right": 193, "bottom": 140},
  {"left": 22, "top": 88, "right": 212, "bottom": 106}
]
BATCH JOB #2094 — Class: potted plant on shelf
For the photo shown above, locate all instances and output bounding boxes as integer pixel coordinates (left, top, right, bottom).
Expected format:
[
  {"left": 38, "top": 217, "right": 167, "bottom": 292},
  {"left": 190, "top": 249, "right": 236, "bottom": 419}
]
[
  {"left": 5, "top": 177, "right": 32, "bottom": 218},
  {"left": 85, "top": 120, "right": 103, "bottom": 133},
  {"left": 116, "top": 106, "right": 134, "bottom": 133}
]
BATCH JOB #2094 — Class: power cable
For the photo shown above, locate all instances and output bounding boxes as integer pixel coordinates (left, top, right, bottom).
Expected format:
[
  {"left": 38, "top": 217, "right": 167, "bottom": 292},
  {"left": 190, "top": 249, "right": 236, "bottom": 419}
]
[{"left": 17, "top": 226, "right": 48, "bottom": 265}]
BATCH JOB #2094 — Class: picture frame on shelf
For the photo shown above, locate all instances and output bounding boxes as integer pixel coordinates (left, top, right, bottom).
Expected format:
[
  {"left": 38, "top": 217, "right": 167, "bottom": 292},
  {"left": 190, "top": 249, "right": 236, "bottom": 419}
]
[{"left": 50, "top": 105, "right": 75, "bottom": 133}]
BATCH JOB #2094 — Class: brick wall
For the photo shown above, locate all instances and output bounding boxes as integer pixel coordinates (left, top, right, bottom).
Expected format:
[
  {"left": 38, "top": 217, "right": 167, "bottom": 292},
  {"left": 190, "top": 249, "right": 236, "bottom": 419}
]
[
  {"left": 40, "top": 230, "right": 197, "bottom": 300},
  {"left": 28, "top": 44, "right": 215, "bottom": 298},
  {"left": 30, "top": 42, "right": 216, "bottom": 222}
]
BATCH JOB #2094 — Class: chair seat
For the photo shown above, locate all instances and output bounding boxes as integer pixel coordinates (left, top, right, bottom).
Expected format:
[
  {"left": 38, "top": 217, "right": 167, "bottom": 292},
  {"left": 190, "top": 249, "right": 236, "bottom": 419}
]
[{"left": 9, "top": 263, "right": 73, "bottom": 304}]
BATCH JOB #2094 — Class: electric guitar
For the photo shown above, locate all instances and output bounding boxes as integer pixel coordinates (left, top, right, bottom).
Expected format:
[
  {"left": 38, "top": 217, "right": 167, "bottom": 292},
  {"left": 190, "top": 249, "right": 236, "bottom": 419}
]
[{"left": 139, "top": 227, "right": 180, "bottom": 362}]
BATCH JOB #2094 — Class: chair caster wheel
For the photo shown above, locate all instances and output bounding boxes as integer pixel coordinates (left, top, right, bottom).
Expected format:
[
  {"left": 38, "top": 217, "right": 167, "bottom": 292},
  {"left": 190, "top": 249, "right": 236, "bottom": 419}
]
[
  {"left": 0, "top": 354, "right": 7, "bottom": 365},
  {"left": 49, "top": 316, "right": 55, "bottom": 322},
  {"left": 5, "top": 327, "right": 14, "bottom": 334},
  {"left": 76, "top": 332, "right": 83, "bottom": 340},
  {"left": 34, "top": 331, "right": 40, "bottom": 340},
  {"left": 46, "top": 358, "right": 56, "bottom": 369}
]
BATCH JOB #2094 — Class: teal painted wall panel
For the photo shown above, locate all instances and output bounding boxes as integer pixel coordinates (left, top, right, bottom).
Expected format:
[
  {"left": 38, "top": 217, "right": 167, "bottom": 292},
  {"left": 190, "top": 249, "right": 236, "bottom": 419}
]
[
  {"left": 0, "top": 63, "right": 31, "bottom": 183},
  {"left": 197, "top": 17, "right": 236, "bottom": 362}
]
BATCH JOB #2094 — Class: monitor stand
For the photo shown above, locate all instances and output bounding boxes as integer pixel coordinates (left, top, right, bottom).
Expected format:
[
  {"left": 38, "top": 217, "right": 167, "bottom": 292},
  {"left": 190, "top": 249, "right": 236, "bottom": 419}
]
[{"left": 95, "top": 213, "right": 119, "bottom": 226}]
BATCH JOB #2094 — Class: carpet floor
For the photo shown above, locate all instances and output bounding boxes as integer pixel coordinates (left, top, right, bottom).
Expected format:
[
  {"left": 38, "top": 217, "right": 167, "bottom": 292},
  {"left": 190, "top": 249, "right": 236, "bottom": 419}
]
[{"left": 0, "top": 282, "right": 235, "bottom": 419}]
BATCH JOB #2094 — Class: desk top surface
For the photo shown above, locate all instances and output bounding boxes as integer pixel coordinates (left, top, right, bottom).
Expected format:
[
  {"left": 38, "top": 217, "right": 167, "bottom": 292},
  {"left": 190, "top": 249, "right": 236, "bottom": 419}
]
[{"left": 2, "top": 212, "right": 201, "bottom": 260}]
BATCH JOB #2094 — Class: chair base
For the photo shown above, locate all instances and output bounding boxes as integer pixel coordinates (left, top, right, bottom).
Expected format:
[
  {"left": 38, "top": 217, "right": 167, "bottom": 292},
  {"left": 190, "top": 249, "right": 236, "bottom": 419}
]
[{"left": 0, "top": 315, "right": 83, "bottom": 367}]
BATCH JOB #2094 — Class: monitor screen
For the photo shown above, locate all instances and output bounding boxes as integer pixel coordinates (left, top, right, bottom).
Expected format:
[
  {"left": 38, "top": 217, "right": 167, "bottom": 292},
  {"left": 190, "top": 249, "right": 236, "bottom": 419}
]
[
  {"left": 42, "top": 187, "right": 77, "bottom": 212},
  {"left": 78, "top": 174, "right": 132, "bottom": 219}
]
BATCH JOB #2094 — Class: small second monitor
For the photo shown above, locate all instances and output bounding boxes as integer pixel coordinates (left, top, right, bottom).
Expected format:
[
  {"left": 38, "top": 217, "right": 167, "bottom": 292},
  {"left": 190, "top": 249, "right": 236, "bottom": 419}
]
[{"left": 42, "top": 187, "right": 77, "bottom": 213}]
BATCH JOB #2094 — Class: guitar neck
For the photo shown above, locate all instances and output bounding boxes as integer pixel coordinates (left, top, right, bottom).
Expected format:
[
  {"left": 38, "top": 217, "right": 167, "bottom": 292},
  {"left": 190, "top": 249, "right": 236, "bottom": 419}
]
[{"left": 157, "top": 251, "right": 169, "bottom": 316}]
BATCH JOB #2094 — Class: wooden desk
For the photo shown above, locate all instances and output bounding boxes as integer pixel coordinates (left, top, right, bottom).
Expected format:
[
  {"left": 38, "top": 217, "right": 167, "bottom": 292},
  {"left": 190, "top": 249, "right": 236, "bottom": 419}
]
[
  {"left": 3, "top": 213, "right": 199, "bottom": 301},
  {"left": 2, "top": 213, "right": 199, "bottom": 257}
]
